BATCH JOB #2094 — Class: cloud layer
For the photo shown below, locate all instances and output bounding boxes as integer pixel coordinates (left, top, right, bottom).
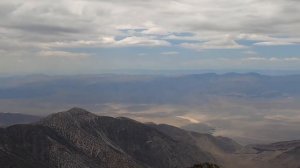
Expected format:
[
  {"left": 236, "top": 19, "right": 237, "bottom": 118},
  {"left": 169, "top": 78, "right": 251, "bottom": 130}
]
[{"left": 0, "top": 0, "right": 300, "bottom": 74}]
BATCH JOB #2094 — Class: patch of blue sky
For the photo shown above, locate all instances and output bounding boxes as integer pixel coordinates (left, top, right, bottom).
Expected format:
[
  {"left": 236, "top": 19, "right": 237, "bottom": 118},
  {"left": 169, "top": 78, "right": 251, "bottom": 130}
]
[
  {"left": 237, "top": 39, "right": 258, "bottom": 46},
  {"left": 252, "top": 44, "right": 300, "bottom": 58},
  {"left": 167, "top": 39, "right": 201, "bottom": 45}
]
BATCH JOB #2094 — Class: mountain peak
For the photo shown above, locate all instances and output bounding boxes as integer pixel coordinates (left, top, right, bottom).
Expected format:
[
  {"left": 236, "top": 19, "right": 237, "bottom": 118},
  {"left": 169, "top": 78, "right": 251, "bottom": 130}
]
[
  {"left": 39, "top": 107, "right": 97, "bottom": 128},
  {"left": 55, "top": 107, "right": 97, "bottom": 120},
  {"left": 66, "top": 107, "right": 91, "bottom": 115}
]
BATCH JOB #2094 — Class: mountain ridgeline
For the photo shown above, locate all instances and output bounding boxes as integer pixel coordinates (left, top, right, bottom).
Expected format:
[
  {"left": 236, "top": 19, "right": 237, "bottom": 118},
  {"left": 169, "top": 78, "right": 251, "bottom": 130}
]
[
  {"left": 1, "top": 73, "right": 300, "bottom": 106},
  {"left": 0, "top": 108, "right": 218, "bottom": 168},
  {"left": 0, "top": 108, "right": 299, "bottom": 168},
  {"left": 0, "top": 113, "right": 41, "bottom": 126}
]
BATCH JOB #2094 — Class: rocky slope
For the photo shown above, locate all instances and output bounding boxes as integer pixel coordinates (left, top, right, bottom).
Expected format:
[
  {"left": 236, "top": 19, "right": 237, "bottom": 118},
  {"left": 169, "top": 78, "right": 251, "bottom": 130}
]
[
  {"left": 0, "top": 108, "right": 215, "bottom": 168},
  {"left": 237, "top": 140, "right": 300, "bottom": 168},
  {"left": 1, "top": 108, "right": 299, "bottom": 168}
]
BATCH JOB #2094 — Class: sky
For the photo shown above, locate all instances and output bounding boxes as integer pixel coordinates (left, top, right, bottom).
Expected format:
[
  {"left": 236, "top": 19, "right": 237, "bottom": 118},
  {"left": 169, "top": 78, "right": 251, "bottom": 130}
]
[{"left": 1, "top": 0, "right": 300, "bottom": 75}]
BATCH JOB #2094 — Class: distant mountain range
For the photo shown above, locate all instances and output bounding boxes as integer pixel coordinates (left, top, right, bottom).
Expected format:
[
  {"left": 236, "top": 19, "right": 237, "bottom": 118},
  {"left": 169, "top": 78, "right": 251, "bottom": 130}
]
[
  {"left": 0, "top": 113, "right": 41, "bottom": 126},
  {"left": 0, "top": 108, "right": 299, "bottom": 168},
  {"left": 1, "top": 73, "right": 300, "bottom": 105}
]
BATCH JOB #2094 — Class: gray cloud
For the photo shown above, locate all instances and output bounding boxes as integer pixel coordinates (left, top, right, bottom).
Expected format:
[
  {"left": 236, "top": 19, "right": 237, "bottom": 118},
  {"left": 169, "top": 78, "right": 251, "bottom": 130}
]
[
  {"left": 1, "top": 0, "right": 299, "bottom": 47},
  {"left": 0, "top": 0, "right": 300, "bottom": 74}
]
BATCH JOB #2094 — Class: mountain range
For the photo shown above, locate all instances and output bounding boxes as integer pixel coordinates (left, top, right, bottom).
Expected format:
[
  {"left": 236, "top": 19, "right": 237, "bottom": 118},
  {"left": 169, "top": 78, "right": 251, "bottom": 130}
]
[
  {"left": 1, "top": 73, "right": 300, "bottom": 106},
  {"left": 1, "top": 108, "right": 299, "bottom": 168},
  {"left": 0, "top": 113, "right": 41, "bottom": 126}
]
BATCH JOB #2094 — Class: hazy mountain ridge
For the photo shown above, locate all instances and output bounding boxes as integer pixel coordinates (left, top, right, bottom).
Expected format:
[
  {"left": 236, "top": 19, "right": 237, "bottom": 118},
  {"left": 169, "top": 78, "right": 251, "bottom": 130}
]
[
  {"left": 0, "top": 113, "right": 41, "bottom": 126},
  {"left": 1, "top": 73, "right": 300, "bottom": 104},
  {"left": 251, "top": 140, "right": 300, "bottom": 152}
]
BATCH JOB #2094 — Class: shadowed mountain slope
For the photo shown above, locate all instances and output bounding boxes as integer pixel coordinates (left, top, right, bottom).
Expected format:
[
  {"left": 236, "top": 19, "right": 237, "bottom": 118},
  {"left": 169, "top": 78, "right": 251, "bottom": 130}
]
[
  {"left": 0, "top": 108, "right": 215, "bottom": 168},
  {"left": 1, "top": 108, "right": 300, "bottom": 168}
]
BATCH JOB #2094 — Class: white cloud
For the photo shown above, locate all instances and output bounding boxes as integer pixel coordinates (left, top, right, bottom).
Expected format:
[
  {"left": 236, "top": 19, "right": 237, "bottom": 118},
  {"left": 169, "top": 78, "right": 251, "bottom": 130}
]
[
  {"left": 116, "top": 36, "right": 170, "bottom": 47},
  {"left": 245, "top": 56, "right": 300, "bottom": 62},
  {"left": 100, "top": 36, "right": 170, "bottom": 47},
  {"left": 284, "top": 57, "right": 300, "bottom": 61},
  {"left": 39, "top": 51, "right": 90, "bottom": 58},
  {"left": 181, "top": 38, "right": 246, "bottom": 50},
  {"left": 254, "top": 41, "right": 295, "bottom": 46},
  {"left": 141, "top": 27, "right": 169, "bottom": 36},
  {"left": 245, "top": 57, "right": 267, "bottom": 61}
]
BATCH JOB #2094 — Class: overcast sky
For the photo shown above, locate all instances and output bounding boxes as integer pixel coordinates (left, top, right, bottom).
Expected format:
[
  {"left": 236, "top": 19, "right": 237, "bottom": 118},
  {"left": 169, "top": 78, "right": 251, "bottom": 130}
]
[{"left": 1, "top": 0, "right": 300, "bottom": 75}]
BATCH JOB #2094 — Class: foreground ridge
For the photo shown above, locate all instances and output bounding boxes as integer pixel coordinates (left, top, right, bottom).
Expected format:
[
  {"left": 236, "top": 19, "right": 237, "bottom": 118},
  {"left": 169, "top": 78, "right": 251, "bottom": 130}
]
[
  {"left": 1, "top": 108, "right": 300, "bottom": 168},
  {"left": 0, "top": 108, "right": 216, "bottom": 168}
]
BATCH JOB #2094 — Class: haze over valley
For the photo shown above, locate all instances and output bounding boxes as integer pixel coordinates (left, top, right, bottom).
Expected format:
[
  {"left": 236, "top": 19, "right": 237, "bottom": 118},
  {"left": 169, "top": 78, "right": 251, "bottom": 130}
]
[{"left": 1, "top": 73, "right": 300, "bottom": 145}]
